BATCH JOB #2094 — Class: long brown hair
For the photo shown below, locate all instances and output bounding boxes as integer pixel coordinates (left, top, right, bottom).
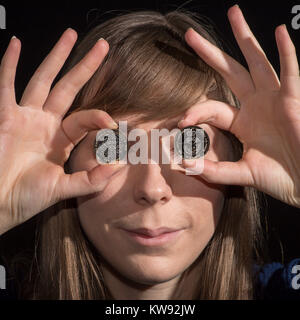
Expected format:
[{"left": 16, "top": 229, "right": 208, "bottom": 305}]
[{"left": 26, "top": 9, "right": 267, "bottom": 299}]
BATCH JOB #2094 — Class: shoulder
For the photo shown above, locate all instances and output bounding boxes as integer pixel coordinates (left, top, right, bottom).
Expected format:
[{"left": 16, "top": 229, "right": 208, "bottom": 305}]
[{"left": 254, "top": 258, "right": 300, "bottom": 300}]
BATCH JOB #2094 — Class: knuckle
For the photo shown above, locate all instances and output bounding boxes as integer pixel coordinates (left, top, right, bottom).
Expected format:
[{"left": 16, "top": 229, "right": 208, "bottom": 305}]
[
  {"left": 91, "top": 109, "right": 107, "bottom": 117},
  {"left": 93, "top": 109, "right": 111, "bottom": 122},
  {"left": 32, "top": 69, "right": 55, "bottom": 86},
  {"left": 77, "top": 109, "right": 107, "bottom": 122},
  {"left": 58, "top": 80, "right": 78, "bottom": 96},
  {"left": 81, "top": 60, "right": 98, "bottom": 75}
]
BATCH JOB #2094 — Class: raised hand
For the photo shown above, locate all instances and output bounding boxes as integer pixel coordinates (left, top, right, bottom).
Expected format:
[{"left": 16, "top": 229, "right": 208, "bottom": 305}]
[
  {"left": 0, "top": 29, "right": 123, "bottom": 235},
  {"left": 179, "top": 5, "right": 300, "bottom": 207}
]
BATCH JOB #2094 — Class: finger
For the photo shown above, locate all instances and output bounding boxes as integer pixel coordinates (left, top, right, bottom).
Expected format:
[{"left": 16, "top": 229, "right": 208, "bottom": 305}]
[
  {"left": 185, "top": 27, "right": 255, "bottom": 101},
  {"left": 43, "top": 38, "right": 109, "bottom": 119},
  {"left": 227, "top": 5, "right": 280, "bottom": 90},
  {"left": 181, "top": 158, "right": 254, "bottom": 186},
  {"left": 19, "top": 28, "right": 77, "bottom": 108},
  {"left": 55, "top": 161, "right": 126, "bottom": 201},
  {"left": 275, "top": 24, "right": 300, "bottom": 97},
  {"left": 62, "top": 109, "right": 118, "bottom": 150},
  {"left": 177, "top": 99, "right": 239, "bottom": 134},
  {"left": 0, "top": 36, "right": 21, "bottom": 106}
]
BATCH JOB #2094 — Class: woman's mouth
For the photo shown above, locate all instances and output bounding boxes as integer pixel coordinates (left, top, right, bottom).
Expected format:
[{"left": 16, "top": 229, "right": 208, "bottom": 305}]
[{"left": 120, "top": 228, "right": 184, "bottom": 246}]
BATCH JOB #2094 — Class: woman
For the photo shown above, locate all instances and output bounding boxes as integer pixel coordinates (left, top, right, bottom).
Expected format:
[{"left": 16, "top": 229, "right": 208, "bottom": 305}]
[{"left": 0, "top": 5, "right": 299, "bottom": 299}]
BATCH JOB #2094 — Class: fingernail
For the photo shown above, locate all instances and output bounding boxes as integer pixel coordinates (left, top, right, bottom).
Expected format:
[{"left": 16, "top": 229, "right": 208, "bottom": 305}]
[
  {"left": 110, "top": 120, "right": 118, "bottom": 129},
  {"left": 185, "top": 168, "right": 201, "bottom": 175},
  {"left": 98, "top": 37, "right": 105, "bottom": 42},
  {"left": 233, "top": 4, "right": 239, "bottom": 8},
  {"left": 183, "top": 159, "right": 197, "bottom": 167},
  {"left": 178, "top": 115, "right": 191, "bottom": 126},
  {"left": 177, "top": 119, "right": 186, "bottom": 127},
  {"left": 66, "top": 28, "right": 77, "bottom": 37},
  {"left": 185, "top": 164, "right": 204, "bottom": 175},
  {"left": 11, "top": 35, "right": 16, "bottom": 40},
  {"left": 101, "top": 161, "right": 127, "bottom": 171}
]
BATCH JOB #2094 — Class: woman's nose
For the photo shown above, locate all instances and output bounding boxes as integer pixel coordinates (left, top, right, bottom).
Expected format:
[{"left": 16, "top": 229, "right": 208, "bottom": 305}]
[{"left": 133, "top": 164, "right": 173, "bottom": 206}]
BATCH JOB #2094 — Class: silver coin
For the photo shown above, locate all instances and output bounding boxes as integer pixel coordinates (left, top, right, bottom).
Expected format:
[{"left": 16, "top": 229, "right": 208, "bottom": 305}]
[
  {"left": 94, "top": 128, "right": 127, "bottom": 163},
  {"left": 174, "top": 126, "right": 209, "bottom": 159}
]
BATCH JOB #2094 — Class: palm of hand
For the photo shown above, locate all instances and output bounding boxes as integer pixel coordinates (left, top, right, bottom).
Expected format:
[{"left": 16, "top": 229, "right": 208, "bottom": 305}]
[
  {"left": 0, "top": 105, "right": 71, "bottom": 222},
  {"left": 179, "top": 5, "right": 300, "bottom": 207}
]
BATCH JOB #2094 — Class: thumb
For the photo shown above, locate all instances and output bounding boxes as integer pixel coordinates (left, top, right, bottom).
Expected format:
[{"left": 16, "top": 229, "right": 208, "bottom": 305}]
[
  {"left": 183, "top": 158, "right": 254, "bottom": 186},
  {"left": 55, "top": 163, "right": 126, "bottom": 200}
]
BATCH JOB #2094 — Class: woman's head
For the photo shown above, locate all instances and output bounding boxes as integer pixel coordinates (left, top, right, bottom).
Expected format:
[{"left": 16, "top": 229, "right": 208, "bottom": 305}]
[
  {"left": 31, "top": 9, "right": 265, "bottom": 300},
  {"left": 69, "top": 112, "right": 229, "bottom": 291}
]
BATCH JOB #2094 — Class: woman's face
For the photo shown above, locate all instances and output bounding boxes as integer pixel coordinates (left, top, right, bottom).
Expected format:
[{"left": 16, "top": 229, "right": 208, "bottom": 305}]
[{"left": 69, "top": 99, "right": 231, "bottom": 286}]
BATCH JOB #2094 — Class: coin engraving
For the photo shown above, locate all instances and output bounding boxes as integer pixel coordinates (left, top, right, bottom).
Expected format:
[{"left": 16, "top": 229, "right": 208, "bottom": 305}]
[{"left": 174, "top": 126, "right": 209, "bottom": 159}]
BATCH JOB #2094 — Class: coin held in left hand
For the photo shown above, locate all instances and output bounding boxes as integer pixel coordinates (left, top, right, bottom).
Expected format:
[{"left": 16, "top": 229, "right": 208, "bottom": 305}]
[{"left": 174, "top": 125, "right": 210, "bottom": 160}]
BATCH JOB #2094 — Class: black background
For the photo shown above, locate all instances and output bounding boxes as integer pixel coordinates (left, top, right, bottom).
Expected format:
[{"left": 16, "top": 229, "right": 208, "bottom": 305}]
[{"left": 0, "top": 0, "right": 299, "bottom": 274}]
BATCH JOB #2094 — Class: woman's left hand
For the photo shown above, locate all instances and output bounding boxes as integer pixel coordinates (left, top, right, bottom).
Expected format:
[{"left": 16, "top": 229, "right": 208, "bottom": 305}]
[{"left": 178, "top": 5, "right": 300, "bottom": 208}]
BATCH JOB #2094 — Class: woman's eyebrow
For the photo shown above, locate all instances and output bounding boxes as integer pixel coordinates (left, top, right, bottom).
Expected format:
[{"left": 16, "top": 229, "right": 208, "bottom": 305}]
[
  {"left": 118, "top": 119, "right": 214, "bottom": 133},
  {"left": 118, "top": 122, "right": 179, "bottom": 132},
  {"left": 116, "top": 116, "right": 183, "bottom": 132}
]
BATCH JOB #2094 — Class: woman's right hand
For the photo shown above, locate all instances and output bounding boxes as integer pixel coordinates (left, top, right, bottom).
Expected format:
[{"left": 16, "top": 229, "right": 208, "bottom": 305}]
[{"left": 0, "top": 29, "right": 123, "bottom": 235}]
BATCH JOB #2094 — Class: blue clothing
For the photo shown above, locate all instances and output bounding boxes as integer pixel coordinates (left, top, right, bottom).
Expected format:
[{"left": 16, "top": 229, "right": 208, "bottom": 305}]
[{"left": 254, "top": 258, "right": 300, "bottom": 299}]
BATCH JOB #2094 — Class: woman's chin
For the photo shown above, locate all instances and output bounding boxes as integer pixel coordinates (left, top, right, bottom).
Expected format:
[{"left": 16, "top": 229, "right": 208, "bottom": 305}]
[
  {"left": 125, "top": 270, "right": 181, "bottom": 286},
  {"left": 114, "top": 256, "right": 187, "bottom": 285}
]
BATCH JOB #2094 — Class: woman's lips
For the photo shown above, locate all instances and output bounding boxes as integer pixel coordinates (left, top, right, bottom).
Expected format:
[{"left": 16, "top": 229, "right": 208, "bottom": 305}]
[{"left": 121, "top": 229, "right": 184, "bottom": 246}]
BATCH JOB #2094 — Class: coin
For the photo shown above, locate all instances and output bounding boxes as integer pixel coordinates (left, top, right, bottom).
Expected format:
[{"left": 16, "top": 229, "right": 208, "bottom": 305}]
[
  {"left": 174, "top": 125, "right": 210, "bottom": 159},
  {"left": 94, "top": 128, "right": 127, "bottom": 163}
]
